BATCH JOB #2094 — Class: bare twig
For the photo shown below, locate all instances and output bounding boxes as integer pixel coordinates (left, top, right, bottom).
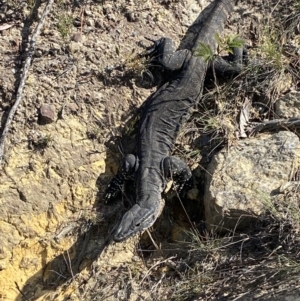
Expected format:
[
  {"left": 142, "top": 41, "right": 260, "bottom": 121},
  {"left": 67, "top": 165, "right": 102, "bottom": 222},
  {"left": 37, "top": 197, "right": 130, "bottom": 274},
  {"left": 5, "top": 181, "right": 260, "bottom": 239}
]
[
  {"left": 139, "top": 256, "right": 176, "bottom": 285},
  {"left": 0, "top": 0, "right": 55, "bottom": 164},
  {"left": 14, "top": 282, "right": 30, "bottom": 301},
  {"left": 146, "top": 229, "right": 162, "bottom": 254},
  {"left": 249, "top": 117, "right": 300, "bottom": 136}
]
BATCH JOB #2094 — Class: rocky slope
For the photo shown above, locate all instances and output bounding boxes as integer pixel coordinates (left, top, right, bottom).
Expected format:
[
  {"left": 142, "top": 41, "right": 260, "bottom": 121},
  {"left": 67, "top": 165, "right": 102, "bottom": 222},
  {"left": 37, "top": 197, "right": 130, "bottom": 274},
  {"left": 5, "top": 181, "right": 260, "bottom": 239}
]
[{"left": 0, "top": 0, "right": 299, "bottom": 300}]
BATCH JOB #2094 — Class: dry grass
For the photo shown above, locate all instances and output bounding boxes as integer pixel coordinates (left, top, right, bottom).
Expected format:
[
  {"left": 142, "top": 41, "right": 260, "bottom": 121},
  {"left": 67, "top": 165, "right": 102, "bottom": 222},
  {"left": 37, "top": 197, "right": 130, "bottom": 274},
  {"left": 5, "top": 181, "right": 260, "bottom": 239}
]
[
  {"left": 164, "top": 4, "right": 300, "bottom": 298},
  {"left": 75, "top": 184, "right": 300, "bottom": 300},
  {"left": 169, "top": 187, "right": 300, "bottom": 300}
]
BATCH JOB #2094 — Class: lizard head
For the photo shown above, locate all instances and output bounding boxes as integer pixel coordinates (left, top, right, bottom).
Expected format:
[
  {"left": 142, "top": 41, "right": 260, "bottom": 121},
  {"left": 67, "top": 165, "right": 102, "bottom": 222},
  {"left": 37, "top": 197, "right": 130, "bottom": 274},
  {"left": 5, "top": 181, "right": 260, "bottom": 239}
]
[{"left": 114, "top": 196, "right": 163, "bottom": 242}]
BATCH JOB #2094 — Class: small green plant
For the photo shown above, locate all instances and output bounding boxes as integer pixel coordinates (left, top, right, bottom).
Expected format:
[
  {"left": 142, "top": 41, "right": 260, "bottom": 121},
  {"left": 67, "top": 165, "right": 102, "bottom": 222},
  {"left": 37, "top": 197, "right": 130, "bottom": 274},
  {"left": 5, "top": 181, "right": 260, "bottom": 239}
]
[
  {"left": 194, "top": 34, "right": 245, "bottom": 94},
  {"left": 57, "top": 13, "right": 73, "bottom": 39},
  {"left": 194, "top": 42, "right": 214, "bottom": 62},
  {"left": 215, "top": 33, "right": 245, "bottom": 54},
  {"left": 123, "top": 51, "right": 152, "bottom": 84},
  {"left": 259, "top": 27, "right": 284, "bottom": 69},
  {"left": 195, "top": 34, "right": 245, "bottom": 62}
]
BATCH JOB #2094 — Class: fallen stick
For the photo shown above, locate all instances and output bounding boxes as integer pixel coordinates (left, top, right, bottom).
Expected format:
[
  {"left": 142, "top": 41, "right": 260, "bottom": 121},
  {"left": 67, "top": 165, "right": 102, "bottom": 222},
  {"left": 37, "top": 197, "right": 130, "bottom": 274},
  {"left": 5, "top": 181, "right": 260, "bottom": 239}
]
[
  {"left": 249, "top": 117, "right": 300, "bottom": 136},
  {"left": 0, "top": 0, "right": 55, "bottom": 164}
]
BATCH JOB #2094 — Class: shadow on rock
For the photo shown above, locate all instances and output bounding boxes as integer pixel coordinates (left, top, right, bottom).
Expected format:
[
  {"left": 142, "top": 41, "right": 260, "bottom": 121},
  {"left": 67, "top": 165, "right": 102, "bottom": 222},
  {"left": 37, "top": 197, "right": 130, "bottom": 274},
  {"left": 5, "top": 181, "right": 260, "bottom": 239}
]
[
  {"left": 15, "top": 113, "right": 139, "bottom": 301},
  {"left": 15, "top": 209, "right": 122, "bottom": 301}
]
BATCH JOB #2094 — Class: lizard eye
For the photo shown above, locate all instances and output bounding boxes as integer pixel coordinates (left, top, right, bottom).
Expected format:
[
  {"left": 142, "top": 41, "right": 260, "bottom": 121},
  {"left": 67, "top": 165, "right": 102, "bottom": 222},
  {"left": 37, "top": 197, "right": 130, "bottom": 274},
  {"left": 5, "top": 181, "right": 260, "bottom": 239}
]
[{"left": 135, "top": 222, "right": 141, "bottom": 227}]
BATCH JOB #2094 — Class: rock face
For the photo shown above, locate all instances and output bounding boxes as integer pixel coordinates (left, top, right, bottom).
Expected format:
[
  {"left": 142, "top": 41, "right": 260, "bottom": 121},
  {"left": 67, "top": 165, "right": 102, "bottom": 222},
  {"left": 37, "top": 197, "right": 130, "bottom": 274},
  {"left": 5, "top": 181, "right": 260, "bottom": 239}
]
[
  {"left": 275, "top": 92, "right": 300, "bottom": 118},
  {"left": 204, "top": 131, "right": 300, "bottom": 231}
]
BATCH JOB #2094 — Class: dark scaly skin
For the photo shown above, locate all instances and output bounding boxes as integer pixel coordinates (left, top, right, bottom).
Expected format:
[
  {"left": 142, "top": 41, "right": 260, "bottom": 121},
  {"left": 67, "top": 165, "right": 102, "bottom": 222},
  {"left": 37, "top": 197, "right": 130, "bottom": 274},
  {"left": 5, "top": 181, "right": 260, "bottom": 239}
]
[{"left": 106, "top": 0, "right": 236, "bottom": 242}]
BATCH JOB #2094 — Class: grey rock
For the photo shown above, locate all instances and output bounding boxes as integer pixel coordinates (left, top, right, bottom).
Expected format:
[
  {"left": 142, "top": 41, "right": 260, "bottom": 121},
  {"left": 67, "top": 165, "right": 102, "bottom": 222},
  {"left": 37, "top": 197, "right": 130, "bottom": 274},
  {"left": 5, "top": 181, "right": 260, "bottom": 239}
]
[
  {"left": 34, "top": 50, "right": 43, "bottom": 58},
  {"left": 103, "top": 4, "right": 113, "bottom": 15},
  {"left": 50, "top": 42, "right": 61, "bottom": 50},
  {"left": 204, "top": 131, "right": 300, "bottom": 231},
  {"left": 275, "top": 92, "right": 300, "bottom": 118},
  {"left": 86, "top": 18, "right": 95, "bottom": 27},
  {"left": 125, "top": 11, "right": 139, "bottom": 22},
  {"left": 6, "top": 9, "right": 14, "bottom": 16},
  {"left": 84, "top": 9, "right": 93, "bottom": 16},
  {"left": 67, "top": 41, "right": 82, "bottom": 53}
]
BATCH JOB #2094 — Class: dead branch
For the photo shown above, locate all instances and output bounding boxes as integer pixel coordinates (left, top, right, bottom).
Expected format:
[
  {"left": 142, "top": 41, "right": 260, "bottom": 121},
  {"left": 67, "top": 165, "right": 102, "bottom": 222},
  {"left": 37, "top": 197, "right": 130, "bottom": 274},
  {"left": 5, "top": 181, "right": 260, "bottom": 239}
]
[
  {"left": 0, "top": 0, "right": 55, "bottom": 164},
  {"left": 249, "top": 117, "right": 300, "bottom": 136}
]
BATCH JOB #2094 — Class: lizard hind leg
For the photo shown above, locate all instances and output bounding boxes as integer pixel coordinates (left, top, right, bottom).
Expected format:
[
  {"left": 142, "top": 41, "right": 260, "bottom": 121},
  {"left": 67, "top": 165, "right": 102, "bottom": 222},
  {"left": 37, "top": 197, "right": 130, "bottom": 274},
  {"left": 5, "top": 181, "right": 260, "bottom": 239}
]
[
  {"left": 103, "top": 154, "right": 139, "bottom": 204},
  {"left": 145, "top": 37, "right": 191, "bottom": 71},
  {"left": 162, "top": 156, "right": 193, "bottom": 195},
  {"left": 210, "top": 43, "right": 247, "bottom": 78}
]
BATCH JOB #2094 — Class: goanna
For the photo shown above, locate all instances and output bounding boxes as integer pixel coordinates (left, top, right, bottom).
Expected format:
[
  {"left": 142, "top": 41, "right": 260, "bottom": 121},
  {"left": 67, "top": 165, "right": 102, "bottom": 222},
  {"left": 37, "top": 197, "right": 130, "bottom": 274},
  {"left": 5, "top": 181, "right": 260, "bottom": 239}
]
[{"left": 104, "top": 0, "right": 242, "bottom": 241}]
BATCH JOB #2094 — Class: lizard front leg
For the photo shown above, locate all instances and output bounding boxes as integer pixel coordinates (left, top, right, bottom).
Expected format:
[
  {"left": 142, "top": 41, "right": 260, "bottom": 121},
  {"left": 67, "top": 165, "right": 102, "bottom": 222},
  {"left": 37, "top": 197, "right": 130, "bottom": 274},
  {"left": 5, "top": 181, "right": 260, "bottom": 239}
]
[
  {"left": 103, "top": 154, "right": 139, "bottom": 203},
  {"left": 162, "top": 156, "right": 193, "bottom": 195}
]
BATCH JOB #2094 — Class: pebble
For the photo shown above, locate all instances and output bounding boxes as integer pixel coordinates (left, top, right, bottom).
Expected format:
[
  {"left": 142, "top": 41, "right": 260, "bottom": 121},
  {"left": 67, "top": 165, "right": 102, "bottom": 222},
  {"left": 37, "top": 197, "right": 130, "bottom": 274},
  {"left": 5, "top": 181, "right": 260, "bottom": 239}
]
[
  {"left": 71, "top": 32, "right": 82, "bottom": 42},
  {"left": 68, "top": 41, "right": 81, "bottom": 53},
  {"left": 126, "top": 11, "right": 139, "bottom": 22},
  {"left": 95, "top": 19, "right": 104, "bottom": 29},
  {"left": 50, "top": 42, "right": 61, "bottom": 50},
  {"left": 6, "top": 9, "right": 14, "bottom": 16},
  {"left": 34, "top": 50, "right": 43, "bottom": 58},
  {"left": 84, "top": 9, "right": 93, "bottom": 16},
  {"left": 86, "top": 18, "right": 95, "bottom": 27},
  {"left": 39, "top": 104, "right": 56, "bottom": 124},
  {"left": 73, "top": 17, "right": 81, "bottom": 27},
  {"left": 103, "top": 4, "right": 113, "bottom": 15}
]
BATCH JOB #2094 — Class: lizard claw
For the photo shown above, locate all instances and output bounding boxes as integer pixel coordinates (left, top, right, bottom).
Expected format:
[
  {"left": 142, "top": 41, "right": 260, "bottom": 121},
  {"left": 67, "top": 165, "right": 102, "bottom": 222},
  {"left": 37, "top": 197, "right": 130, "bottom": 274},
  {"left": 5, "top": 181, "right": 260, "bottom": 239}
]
[{"left": 138, "top": 38, "right": 164, "bottom": 59}]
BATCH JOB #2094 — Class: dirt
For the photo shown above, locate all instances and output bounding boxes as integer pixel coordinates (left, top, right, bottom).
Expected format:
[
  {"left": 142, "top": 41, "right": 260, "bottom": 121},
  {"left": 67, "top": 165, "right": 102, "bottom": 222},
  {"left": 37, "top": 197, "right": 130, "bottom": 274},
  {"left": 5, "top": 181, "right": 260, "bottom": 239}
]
[{"left": 0, "top": 0, "right": 299, "bottom": 300}]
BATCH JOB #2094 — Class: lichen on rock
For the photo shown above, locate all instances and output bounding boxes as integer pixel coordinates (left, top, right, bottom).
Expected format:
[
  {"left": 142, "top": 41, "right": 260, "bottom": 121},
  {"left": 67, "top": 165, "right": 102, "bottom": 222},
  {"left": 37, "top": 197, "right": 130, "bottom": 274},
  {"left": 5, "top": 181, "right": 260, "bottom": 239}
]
[{"left": 204, "top": 131, "right": 300, "bottom": 231}]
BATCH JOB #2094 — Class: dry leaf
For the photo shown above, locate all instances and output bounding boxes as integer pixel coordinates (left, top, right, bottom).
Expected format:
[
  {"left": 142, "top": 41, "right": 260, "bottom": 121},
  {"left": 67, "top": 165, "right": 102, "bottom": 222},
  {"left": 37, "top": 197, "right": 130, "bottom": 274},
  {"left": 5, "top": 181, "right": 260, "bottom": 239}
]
[
  {"left": 0, "top": 23, "right": 14, "bottom": 31},
  {"left": 238, "top": 97, "right": 252, "bottom": 138}
]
